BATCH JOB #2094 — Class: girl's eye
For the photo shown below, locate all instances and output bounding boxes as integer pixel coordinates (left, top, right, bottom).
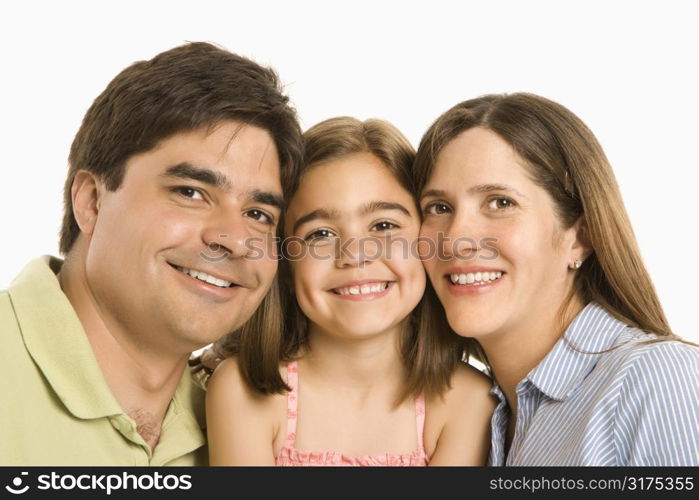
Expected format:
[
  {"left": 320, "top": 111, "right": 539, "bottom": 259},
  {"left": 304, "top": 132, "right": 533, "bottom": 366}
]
[
  {"left": 423, "top": 202, "right": 451, "bottom": 216},
  {"left": 372, "top": 221, "right": 398, "bottom": 232},
  {"left": 487, "top": 197, "right": 517, "bottom": 210},
  {"left": 245, "top": 209, "right": 275, "bottom": 226},
  {"left": 305, "top": 228, "right": 337, "bottom": 243},
  {"left": 173, "top": 186, "right": 204, "bottom": 200}
]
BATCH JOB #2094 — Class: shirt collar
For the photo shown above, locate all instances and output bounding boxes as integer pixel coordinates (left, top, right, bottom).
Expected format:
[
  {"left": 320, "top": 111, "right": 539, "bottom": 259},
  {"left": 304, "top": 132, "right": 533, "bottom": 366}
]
[
  {"left": 9, "top": 256, "right": 206, "bottom": 435},
  {"left": 9, "top": 256, "right": 125, "bottom": 419},
  {"left": 524, "top": 301, "right": 628, "bottom": 401}
]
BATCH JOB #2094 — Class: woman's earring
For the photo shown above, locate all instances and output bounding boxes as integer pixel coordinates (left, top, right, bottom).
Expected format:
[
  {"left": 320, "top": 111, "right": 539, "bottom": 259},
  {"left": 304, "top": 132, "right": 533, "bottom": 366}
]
[{"left": 570, "top": 259, "right": 583, "bottom": 270}]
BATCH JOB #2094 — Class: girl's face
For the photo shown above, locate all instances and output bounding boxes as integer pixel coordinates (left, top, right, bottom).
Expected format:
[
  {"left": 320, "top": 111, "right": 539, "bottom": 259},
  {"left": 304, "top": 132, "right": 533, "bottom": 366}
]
[
  {"left": 419, "top": 127, "right": 584, "bottom": 343},
  {"left": 285, "top": 152, "right": 426, "bottom": 340}
]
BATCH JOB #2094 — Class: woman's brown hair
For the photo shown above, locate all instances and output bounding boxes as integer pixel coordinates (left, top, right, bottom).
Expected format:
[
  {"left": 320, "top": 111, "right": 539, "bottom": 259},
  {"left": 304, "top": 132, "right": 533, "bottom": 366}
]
[
  {"left": 216, "top": 117, "right": 482, "bottom": 401},
  {"left": 414, "top": 93, "right": 680, "bottom": 342}
]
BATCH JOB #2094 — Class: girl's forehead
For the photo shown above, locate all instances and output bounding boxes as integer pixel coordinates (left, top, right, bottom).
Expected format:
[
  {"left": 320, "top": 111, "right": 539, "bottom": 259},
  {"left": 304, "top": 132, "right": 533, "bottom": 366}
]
[{"left": 294, "top": 156, "right": 411, "bottom": 203}]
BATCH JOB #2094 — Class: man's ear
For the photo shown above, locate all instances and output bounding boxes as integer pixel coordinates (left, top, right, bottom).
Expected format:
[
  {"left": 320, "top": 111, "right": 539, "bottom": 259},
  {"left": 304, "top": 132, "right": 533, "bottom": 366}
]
[{"left": 71, "top": 170, "right": 104, "bottom": 236}]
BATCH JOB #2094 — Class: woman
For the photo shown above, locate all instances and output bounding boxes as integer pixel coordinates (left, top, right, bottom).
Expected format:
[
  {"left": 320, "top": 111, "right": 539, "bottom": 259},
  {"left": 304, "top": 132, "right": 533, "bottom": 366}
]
[{"left": 414, "top": 92, "right": 698, "bottom": 465}]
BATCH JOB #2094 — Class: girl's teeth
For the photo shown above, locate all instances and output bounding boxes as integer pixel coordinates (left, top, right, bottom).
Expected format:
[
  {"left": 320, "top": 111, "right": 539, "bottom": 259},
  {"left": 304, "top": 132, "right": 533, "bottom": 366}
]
[
  {"left": 335, "top": 282, "right": 389, "bottom": 296},
  {"left": 449, "top": 272, "right": 503, "bottom": 286}
]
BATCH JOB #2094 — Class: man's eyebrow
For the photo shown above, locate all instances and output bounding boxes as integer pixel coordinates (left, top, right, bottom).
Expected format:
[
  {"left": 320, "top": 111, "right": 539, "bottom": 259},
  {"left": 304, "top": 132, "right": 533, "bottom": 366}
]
[
  {"left": 292, "top": 208, "right": 341, "bottom": 234},
  {"left": 160, "top": 162, "right": 232, "bottom": 192},
  {"left": 250, "top": 190, "right": 284, "bottom": 211},
  {"left": 359, "top": 201, "right": 411, "bottom": 217}
]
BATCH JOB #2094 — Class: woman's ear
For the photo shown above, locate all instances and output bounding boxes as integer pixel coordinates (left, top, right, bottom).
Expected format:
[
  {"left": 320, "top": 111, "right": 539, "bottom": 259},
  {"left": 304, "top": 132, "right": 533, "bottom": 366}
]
[
  {"left": 71, "top": 170, "right": 104, "bottom": 236},
  {"left": 570, "top": 216, "right": 593, "bottom": 263}
]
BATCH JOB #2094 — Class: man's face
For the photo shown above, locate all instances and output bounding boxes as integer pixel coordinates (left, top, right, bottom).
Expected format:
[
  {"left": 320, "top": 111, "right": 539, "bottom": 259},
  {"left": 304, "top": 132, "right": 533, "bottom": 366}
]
[{"left": 83, "top": 121, "right": 282, "bottom": 353}]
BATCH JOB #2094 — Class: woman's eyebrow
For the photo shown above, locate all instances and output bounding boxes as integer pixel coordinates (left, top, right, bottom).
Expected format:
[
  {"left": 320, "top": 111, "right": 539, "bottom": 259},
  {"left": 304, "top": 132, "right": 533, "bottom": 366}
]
[
  {"left": 420, "top": 188, "right": 445, "bottom": 200},
  {"left": 420, "top": 185, "right": 528, "bottom": 200},
  {"left": 468, "top": 183, "right": 529, "bottom": 200}
]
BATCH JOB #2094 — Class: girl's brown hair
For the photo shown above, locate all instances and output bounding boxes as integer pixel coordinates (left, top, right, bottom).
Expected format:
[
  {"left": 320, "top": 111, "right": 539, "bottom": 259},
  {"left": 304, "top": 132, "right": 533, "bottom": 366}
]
[
  {"left": 216, "top": 117, "right": 482, "bottom": 400},
  {"left": 414, "top": 93, "right": 679, "bottom": 342}
]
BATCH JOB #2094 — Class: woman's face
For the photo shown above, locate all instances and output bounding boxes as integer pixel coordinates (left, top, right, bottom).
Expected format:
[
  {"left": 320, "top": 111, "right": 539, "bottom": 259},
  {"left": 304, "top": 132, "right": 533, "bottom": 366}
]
[
  {"left": 285, "top": 152, "right": 426, "bottom": 340},
  {"left": 418, "top": 127, "right": 582, "bottom": 343}
]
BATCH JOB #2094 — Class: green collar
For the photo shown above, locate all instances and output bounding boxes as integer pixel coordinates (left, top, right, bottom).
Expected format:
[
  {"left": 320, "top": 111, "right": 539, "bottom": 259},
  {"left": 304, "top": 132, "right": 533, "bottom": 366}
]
[{"left": 9, "top": 256, "right": 206, "bottom": 455}]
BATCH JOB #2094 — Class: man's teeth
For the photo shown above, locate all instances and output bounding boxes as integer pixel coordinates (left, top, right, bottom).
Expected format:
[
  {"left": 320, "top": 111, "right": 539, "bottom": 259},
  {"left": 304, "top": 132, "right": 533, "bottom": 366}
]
[
  {"left": 449, "top": 272, "right": 503, "bottom": 285},
  {"left": 175, "top": 266, "right": 234, "bottom": 288},
  {"left": 334, "top": 282, "right": 389, "bottom": 296}
]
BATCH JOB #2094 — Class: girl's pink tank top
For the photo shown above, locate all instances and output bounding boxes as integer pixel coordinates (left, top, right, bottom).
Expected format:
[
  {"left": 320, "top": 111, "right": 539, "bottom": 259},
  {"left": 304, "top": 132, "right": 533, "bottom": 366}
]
[{"left": 275, "top": 360, "right": 429, "bottom": 466}]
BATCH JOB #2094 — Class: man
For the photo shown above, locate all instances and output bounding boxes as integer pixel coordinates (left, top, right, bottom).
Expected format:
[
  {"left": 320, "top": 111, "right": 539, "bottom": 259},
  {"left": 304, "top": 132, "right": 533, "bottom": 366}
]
[{"left": 0, "top": 42, "right": 302, "bottom": 465}]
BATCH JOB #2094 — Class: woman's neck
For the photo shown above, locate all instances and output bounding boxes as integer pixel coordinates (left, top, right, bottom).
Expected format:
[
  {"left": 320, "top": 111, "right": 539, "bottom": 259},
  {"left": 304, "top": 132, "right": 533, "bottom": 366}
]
[{"left": 480, "top": 295, "right": 587, "bottom": 414}]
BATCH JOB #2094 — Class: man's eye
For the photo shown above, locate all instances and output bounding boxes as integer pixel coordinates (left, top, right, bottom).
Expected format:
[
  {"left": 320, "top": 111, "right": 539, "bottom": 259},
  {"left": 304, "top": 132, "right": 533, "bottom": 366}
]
[
  {"left": 487, "top": 197, "right": 516, "bottom": 210},
  {"left": 173, "top": 187, "right": 204, "bottom": 200},
  {"left": 372, "top": 221, "right": 398, "bottom": 232},
  {"left": 305, "top": 229, "right": 336, "bottom": 243},
  {"left": 423, "top": 202, "right": 451, "bottom": 216},
  {"left": 245, "top": 209, "right": 275, "bottom": 225}
]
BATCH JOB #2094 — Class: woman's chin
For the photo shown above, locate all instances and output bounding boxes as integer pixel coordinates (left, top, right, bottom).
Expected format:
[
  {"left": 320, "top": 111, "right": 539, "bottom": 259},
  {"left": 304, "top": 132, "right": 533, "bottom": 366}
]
[{"left": 446, "top": 310, "right": 505, "bottom": 341}]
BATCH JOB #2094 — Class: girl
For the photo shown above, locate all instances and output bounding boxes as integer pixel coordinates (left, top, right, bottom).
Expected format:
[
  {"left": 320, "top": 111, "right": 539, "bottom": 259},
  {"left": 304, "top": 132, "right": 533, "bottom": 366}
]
[
  {"left": 206, "top": 117, "right": 495, "bottom": 465},
  {"left": 414, "top": 93, "right": 699, "bottom": 465}
]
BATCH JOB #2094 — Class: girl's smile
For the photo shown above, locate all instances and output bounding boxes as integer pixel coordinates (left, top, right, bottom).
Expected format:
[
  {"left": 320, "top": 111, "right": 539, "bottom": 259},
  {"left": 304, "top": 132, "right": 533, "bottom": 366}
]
[{"left": 285, "top": 151, "right": 426, "bottom": 340}]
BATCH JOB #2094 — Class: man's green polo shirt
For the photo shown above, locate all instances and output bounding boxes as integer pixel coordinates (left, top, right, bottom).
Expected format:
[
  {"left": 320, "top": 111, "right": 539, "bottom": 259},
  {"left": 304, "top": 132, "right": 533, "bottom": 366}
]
[{"left": 0, "top": 256, "right": 208, "bottom": 465}]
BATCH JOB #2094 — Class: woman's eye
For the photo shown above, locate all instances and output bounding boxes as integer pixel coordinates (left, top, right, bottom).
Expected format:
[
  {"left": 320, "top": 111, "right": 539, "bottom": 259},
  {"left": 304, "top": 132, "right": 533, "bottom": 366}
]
[
  {"left": 423, "top": 203, "right": 451, "bottom": 216},
  {"left": 173, "top": 186, "right": 204, "bottom": 200},
  {"left": 487, "top": 197, "right": 516, "bottom": 210},
  {"left": 245, "top": 209, "right": 275, "bottom": 226},
  {"left": 372, "top": 221, "right": 398, "bottom": 232}
]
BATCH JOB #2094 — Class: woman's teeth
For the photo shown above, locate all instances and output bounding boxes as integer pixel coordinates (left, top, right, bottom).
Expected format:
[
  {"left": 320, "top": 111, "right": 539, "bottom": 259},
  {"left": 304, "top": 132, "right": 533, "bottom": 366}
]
[
  {"left": 449, "top": 272, "right": 502, "bottom": 285},
  {"left": 175, "top": 265, "right": 234, "bottom": 288},
  {"left": 334, "top": 282, "right": 389, "bottom": 295}
]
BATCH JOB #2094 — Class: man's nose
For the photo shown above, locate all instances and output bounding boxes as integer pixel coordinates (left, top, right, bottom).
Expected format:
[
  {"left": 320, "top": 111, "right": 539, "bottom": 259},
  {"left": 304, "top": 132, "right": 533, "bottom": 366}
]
[{"left": 200, "top": 214, "right": 253, "bottom": 262}]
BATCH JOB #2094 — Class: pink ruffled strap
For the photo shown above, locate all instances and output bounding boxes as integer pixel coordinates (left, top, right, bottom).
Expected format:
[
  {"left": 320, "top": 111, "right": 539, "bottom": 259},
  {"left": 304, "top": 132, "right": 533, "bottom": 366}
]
[
  {"left": 283, "top": 360, "right": 299, "bottom": 447},
  {"left": 415, "top": 392, "right": 426, "bottom": 453},
  {"left": 276, "top": 360, "right": 428, "bottom": 466}
]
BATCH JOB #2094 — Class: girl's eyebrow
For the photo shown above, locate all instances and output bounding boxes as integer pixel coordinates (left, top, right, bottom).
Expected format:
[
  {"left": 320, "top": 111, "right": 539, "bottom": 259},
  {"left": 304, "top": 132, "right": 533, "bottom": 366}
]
[
  {"left": 292, "top": 208, "right": 341, "bottom": 233},
  {"left": 292, "top": 201, "right": 411, "bottom": 234},
  {"left": 359, "top": 201, "right": 410, "bottom": 217}
]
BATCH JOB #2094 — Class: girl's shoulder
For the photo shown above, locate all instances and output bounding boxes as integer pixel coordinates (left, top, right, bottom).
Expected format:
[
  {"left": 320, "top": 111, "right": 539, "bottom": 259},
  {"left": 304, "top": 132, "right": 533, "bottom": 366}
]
[
  {"left": 206, "top": 356, "right": 288, "bottom": 418},
  {"left": 435, "top": 362, "right": 496, "bottom": 415},
  {"left": 423, "top": 362, "right": 495, "bottom": 428},
  {"left": 206, "top": 357, "right": 291, "bottom": 464},
  {"left": 423, "top": 362, "right": 497, "bottom": 464}
]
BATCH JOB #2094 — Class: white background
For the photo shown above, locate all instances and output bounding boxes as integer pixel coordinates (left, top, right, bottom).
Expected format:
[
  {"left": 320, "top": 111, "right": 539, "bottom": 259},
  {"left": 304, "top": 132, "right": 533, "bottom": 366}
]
[{"left": 1, "top": 1, "right": 697, "bottom": 342}]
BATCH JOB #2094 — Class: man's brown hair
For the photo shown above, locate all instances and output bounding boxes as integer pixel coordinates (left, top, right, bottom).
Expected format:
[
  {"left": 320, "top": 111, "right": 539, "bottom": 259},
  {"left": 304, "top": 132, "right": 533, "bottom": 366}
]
[{"left": 60, "top": 41, "right": 302, "bottom": 254}]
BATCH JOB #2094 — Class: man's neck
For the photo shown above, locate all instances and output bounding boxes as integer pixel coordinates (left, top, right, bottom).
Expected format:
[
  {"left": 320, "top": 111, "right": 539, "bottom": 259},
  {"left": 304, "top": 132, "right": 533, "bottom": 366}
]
[{"left": 58, "top": 253, "right": 189, "bottom": 450}]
